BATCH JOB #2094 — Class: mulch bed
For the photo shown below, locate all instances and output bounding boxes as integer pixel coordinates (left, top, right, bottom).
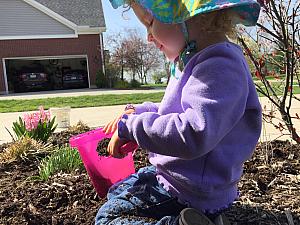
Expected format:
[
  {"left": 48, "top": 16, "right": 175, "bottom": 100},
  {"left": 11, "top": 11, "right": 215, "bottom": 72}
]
[{"left": 0, "top": 127, "right": 299, "bottom": 225}]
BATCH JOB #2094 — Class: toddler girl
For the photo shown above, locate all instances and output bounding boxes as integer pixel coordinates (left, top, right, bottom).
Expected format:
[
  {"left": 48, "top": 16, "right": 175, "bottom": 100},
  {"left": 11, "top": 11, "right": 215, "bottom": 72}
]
[{"left": 96, "top": 0, "right": 262, "bottom": 224}]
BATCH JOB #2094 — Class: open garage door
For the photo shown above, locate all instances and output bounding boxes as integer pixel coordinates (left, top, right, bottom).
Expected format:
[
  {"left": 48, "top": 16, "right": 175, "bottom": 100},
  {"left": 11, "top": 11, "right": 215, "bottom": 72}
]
[{"left": 4, "top": 55, "right": 89, "bottom": 93}]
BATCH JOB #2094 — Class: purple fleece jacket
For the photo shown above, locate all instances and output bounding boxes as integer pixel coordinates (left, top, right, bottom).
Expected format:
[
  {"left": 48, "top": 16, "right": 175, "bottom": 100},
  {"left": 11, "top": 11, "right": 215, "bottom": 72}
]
[{"left": 118, "top": 42, "right": 262, "bottom": 213}]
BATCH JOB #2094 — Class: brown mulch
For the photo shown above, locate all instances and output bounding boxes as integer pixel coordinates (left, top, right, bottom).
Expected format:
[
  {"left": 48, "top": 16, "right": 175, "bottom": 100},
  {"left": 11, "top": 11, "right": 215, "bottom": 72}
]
[{"left": 0, "top": 128, "right": 299, "bottom": 225}]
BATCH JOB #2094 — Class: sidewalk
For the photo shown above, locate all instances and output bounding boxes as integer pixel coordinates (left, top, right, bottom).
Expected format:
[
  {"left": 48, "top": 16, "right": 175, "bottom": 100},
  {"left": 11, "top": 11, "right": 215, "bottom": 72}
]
[
  {"left": 1, "top": 89, "right": 299, "bottom": 144},
  {"left": 259, "top": 96, "right": 300, "bottom": 142}
]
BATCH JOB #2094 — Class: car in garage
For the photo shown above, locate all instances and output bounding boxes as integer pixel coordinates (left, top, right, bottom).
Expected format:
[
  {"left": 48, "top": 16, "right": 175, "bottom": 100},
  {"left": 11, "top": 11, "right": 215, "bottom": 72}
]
[
  {"left": 62, "top": 69, "right": 88, "bottom": 88},
  {"left": 14, "top": 66, "right": 50, "bottom": 92}
]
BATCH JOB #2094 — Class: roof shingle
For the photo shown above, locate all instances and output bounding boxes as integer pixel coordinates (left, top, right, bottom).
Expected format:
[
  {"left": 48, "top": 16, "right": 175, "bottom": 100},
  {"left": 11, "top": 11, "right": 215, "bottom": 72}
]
[{"left": 34, "top": 0, "right": 105, "bottom": 27}]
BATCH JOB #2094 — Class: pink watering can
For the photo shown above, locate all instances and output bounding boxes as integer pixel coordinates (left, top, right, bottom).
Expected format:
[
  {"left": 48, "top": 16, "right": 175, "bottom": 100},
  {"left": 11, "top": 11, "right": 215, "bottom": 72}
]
[{"left": 69, "top": 128, "right": 138, "bottom": 197}]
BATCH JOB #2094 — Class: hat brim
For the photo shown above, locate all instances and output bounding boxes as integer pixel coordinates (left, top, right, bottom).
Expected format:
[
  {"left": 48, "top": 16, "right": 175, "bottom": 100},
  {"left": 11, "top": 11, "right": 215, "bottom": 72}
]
[
  {"left": 109, "top": 0, "right": 126, "bottom": 9},
  {"left": 109, "top": 0, "right": 261, "bottom": 26}
]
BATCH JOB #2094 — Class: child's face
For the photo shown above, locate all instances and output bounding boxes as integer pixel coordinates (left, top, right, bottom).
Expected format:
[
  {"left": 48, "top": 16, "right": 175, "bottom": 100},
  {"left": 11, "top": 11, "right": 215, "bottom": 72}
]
[{"left": 131, "top": 3, "right": 186, "bottom": 61}]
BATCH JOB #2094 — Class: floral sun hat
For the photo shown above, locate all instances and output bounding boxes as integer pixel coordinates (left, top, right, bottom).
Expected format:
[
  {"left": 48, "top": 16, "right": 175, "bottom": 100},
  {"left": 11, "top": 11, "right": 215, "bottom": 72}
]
[{"left": 109, "top": 0, "right": 261, "bottom": 26}]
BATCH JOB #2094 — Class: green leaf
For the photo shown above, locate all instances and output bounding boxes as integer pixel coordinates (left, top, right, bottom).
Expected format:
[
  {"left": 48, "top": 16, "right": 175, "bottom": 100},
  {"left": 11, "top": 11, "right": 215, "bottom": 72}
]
[{"left": 5, "top": 127, "right": 16, "bottom": 141}]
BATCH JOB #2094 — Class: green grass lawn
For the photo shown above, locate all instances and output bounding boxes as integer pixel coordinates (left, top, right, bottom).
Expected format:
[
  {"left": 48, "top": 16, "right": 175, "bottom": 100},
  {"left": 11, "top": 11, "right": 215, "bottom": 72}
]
[
  {"left": 1, "top": 81, "right": 299, "bottom": 113},
  {"left": 0, "top": 92, "right": 165, "bottom": 113},
  {"left": 255, "top": 81, "right": 300, "bottom": 96},
  {"left": 141, "top": 83, "right": 167, "bottom": 88}
]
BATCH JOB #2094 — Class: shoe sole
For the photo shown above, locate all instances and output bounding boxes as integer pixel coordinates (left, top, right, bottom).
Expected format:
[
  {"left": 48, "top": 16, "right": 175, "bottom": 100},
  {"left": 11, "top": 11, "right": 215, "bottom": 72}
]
[{"left": 179, "top": 208, "right": 215, "bottom": 225}]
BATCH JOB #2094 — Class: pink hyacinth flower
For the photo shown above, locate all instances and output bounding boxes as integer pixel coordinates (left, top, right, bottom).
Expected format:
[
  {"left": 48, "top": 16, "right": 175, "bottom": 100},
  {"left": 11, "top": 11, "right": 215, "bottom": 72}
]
[
  {"left": 39, "top": 106, "right": 50, "bottom": 123},
  {"left": 22, "top": 106, "right": 51, "bottom": 131}
]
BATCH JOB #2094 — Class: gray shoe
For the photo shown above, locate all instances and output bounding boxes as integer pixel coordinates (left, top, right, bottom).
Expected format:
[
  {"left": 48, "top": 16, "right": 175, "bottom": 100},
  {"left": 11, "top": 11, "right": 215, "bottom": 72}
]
[{"left": 179, "top": 208, "right": 215, "bottom": 225}]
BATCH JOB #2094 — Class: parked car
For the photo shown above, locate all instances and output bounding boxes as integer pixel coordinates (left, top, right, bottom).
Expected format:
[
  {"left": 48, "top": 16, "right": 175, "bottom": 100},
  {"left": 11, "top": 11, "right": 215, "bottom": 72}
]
[
  {"left": 14, "top": 67, "right": 50, "bottom": 92},
  {"left": 62, "top": 69, "right": 88, "bottom": 88}
]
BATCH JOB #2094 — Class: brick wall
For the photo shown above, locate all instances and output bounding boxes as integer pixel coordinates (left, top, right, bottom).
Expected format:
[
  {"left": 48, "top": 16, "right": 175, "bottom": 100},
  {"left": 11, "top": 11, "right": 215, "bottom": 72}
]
[{"left": 0, "top": 34, "right": 103, "bottom": 94}]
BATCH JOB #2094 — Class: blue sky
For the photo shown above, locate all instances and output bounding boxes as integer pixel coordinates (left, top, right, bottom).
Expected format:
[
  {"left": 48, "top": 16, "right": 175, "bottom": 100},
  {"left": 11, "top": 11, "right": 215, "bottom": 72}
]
[{"left": 101, "top": 1, "right": 146, "bottom": 40}]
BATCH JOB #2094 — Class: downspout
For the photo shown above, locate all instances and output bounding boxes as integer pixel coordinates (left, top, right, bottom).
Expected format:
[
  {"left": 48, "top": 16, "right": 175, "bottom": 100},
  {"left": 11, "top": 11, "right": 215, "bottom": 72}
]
[
  {"left": 2, "top": 59, "right": 8, "bottom": 95},
  {"left": 99, "top": 33, "right": 105, "bottom": 75}
]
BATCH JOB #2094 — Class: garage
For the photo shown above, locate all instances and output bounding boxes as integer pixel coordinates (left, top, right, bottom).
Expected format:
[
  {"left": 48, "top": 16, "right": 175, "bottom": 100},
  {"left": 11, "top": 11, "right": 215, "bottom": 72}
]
[{"left": 4, "top": 56, "right": 89, "bottom": 93}]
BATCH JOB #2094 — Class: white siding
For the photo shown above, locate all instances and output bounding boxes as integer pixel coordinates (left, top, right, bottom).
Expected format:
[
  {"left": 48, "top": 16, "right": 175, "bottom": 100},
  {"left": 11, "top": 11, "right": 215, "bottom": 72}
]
[{"left": 0, "top": 0, "right": 75, "bottom": 37}]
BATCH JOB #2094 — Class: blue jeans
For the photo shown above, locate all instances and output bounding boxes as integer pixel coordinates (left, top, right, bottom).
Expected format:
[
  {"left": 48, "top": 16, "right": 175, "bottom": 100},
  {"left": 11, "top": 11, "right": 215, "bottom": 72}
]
[{"left": 95, "top": 166, "right": 186, "bottom": 225}]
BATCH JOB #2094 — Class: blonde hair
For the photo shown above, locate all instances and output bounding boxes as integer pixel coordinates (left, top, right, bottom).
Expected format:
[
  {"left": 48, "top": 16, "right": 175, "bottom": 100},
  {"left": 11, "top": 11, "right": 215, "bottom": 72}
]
[{"left": 187, "top": 9, "right": 238, "bottom": 39}]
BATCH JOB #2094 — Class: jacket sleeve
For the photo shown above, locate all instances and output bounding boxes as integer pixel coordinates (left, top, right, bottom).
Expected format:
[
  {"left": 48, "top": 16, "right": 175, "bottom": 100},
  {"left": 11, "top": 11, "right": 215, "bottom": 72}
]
[
  {"left": 134, "top": 101, "right": 159, "bottom": 114},
  {"left": 118, "top": 55, "right": 250, "bottom": 159}
]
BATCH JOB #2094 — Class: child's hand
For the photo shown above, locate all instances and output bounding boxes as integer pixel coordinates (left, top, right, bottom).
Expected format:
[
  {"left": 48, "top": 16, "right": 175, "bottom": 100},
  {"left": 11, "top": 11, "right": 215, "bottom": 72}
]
[
  {"left": 107, "top": 130, "right": 127, "bottom": 158},
  {"left": 103, "top": 114, "right": 121, "bottom": 134},
  {"left": 103, "top": 108, "right": 135, "bottom": 134}
]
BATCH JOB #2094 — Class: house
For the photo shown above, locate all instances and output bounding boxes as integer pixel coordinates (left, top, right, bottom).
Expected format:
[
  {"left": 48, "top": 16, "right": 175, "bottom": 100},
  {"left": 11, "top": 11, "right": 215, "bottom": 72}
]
[{"left": 0, "top": 0, "right": 106, "bottom": 94}]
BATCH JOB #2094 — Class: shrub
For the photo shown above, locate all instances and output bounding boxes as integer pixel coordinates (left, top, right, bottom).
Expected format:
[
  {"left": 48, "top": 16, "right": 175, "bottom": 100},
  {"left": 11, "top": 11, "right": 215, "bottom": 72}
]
[
  {"left": 152, "top": 71, "right": 167, "bottom": 84},
  {"left": 130, "top": 79, "right": 141, "bottom": 88},
  {"left": 38, "top": 147, "right": 84, "bottom": 181},
  {"left": 239, "top": 0, "right": 300, "bottom": 143},
  {"left": 105, "top": 63, "right": 120, "bottom": 88},
  {"left": 95, "top": 70, "right": 109, "bottom": 88},
  {"left": 11, "top": 106, "right": 57, "bottom": 143},
  {"left": 113, "top": 79, "right": 130, "bottom": 89},
  {"left": 0, "top": 137, "right": 53, "bottom": 163}
]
